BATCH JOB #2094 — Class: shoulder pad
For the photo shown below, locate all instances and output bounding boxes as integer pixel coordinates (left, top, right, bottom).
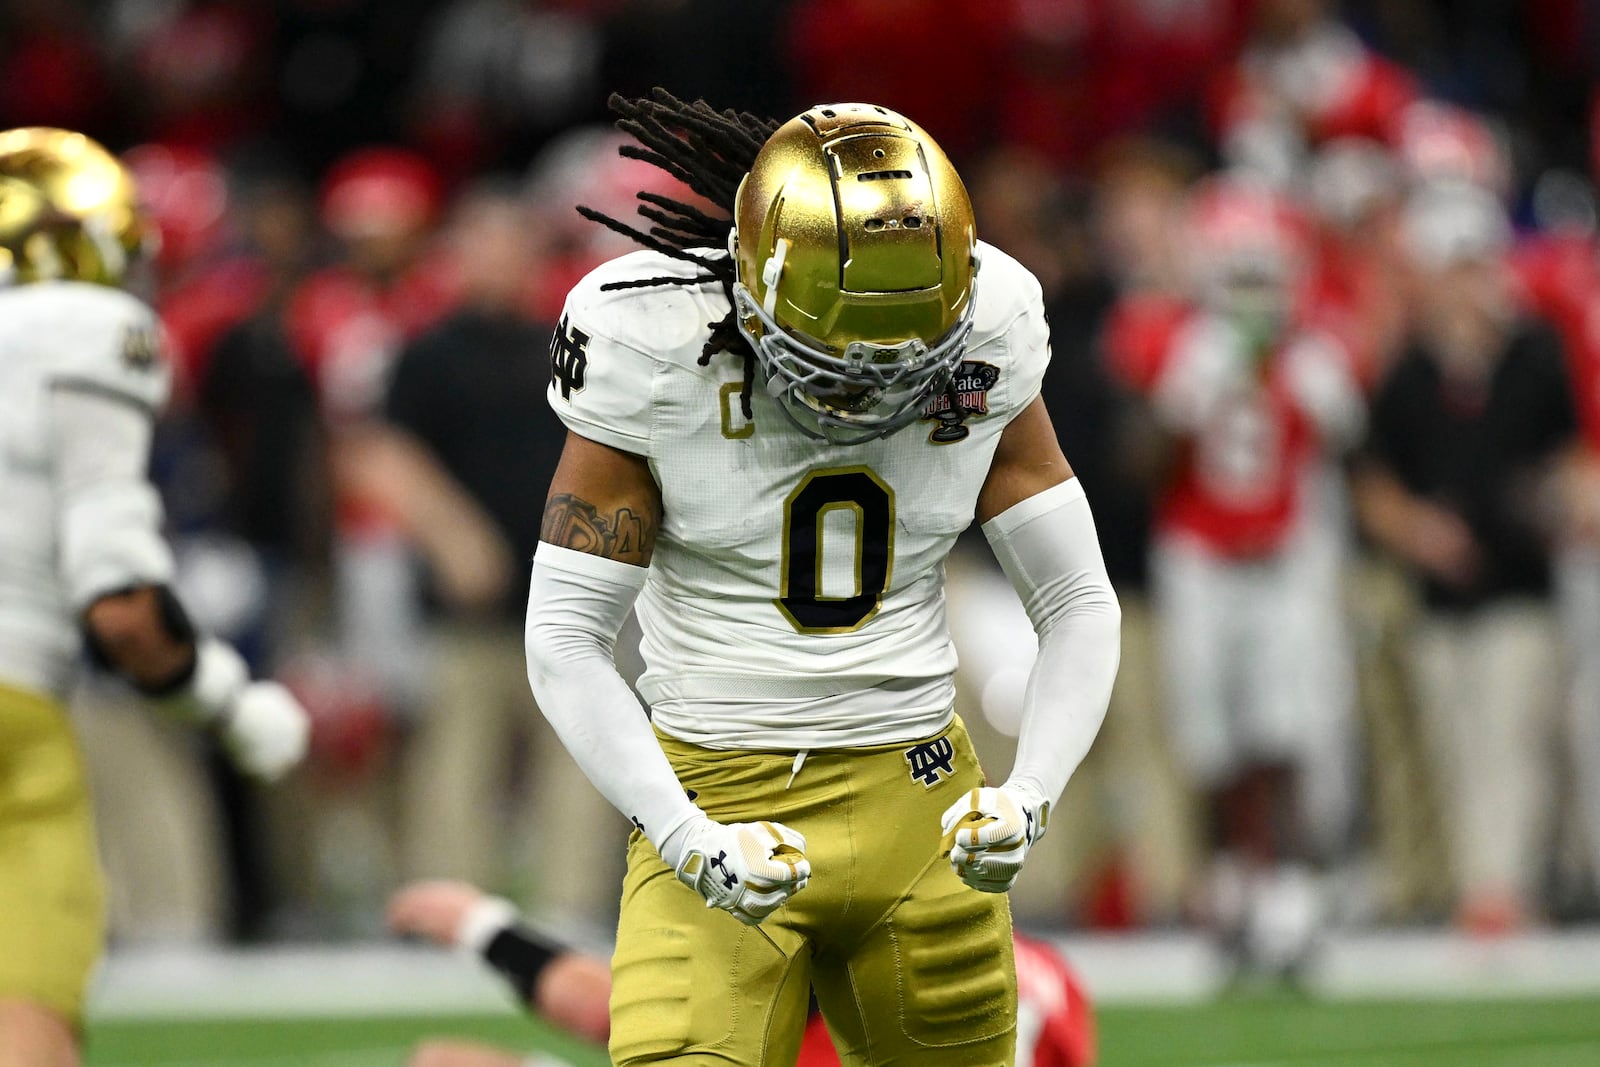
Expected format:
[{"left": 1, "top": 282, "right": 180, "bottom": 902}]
[
  {"left": 38, "top": 283, "right": 170, "bottom": 414},
  {"left": 546, "top": 251, "right": 727, "bottom": 456},
  {"left": 968, "top": 243, "right": 1050, "bottom": 421}
]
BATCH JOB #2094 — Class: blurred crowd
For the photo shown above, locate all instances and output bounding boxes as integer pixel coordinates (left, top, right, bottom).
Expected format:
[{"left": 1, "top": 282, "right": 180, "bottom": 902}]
[{"left": 24, "top": 0, "right": 1600, "bottom": 954}]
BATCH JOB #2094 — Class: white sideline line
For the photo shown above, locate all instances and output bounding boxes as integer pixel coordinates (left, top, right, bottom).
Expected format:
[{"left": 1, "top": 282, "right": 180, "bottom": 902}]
[
  {"left": 90, "top": 944, "right": 517, "bottom": 1020},
  {"left": 1308, "top": 928, "right": 1600, "bottom": 999},
  {"left": 87, "top": 928, "right": 1600, "bottom": 1022},
  {"left": 1208, "top": 1036, "right": 1600, "bottom": 1067}
]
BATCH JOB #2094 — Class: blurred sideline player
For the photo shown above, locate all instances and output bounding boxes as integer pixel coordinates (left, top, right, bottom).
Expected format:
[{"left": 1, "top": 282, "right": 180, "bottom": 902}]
[
  {"left": 1124, "top": 175, "right": 1364, "bottom": 971},
  {"left": 524, "top": 92, "right": 1120, "bottom": 1064},
  {"left": 387, "top": 880, "right": 1095, "bottom": 1067},
  {"left": 0, "top": 128, "right": 310, "bottom": 1067}
]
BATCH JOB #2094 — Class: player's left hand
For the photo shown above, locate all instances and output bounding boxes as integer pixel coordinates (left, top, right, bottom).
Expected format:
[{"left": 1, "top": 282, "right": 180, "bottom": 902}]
[{"left": 940, "top": 783, "right": 1050, "bottom": 893}]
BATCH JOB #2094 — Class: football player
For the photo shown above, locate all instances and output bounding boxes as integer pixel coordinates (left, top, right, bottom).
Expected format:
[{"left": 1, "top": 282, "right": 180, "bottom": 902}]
[
  {"left": 386, "top": 880, "right": 1096, "bottom": 1067},
  {"left": 0, "top": 128, "right": 310, "bottom": 1067},
  {"left": 1138, "top": 176, "right": 1364, "bottom": 971},
  {"left": 523, "top": 92, "right": 1121, "bottom": 1065}
]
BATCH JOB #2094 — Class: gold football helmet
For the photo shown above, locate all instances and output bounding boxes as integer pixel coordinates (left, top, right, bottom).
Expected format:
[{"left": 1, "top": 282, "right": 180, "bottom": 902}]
[
  {"left": 731, "top": 104, "right": 979, "bottom": 444},
  {"left": 0, "top": 127, "right": 152, "bottom": 288}
]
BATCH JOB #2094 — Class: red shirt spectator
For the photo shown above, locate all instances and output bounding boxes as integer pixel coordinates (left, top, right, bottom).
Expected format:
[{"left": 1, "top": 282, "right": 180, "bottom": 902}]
[
  {"left": 784, "top": 0, "right": 1013, "bottom": 162},
  {"left": 0, "top": 2, "right": 113, "bottom": 134},
  {"left": 1003, "top": 0, "right": 1250, "bottom": 170},
  {"left": 129, "top": 1, "right": 275, "bottom": 152},
  {"left": 286, "top": 258, "right": 458, "bottom": 422},
  {"left": 1209, "top": 2, "right": 1418, "bottom": 176},
  {"left": 289, "top": 147, "right": 458, "bottom": 421}
]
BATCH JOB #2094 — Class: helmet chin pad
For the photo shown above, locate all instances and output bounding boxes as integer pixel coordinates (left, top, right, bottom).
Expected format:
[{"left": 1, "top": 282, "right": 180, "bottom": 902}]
[{"left": 733, "top": 279, "right": 974, "bottom": 445}]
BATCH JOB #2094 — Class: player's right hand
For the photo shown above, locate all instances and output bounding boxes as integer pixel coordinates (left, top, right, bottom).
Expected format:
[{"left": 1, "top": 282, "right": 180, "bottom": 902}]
[
  {"left": 664, "top": 816, "right": 810, "bottom": 925},
  {"left": 219, "top": 681, "right": 311, "bottom": 781}
]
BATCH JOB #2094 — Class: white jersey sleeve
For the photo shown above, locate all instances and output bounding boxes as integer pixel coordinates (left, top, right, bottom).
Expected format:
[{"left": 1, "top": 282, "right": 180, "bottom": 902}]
[
  {"left": 976, "top": 249, "right": 1052, "bottom": 421},
  {"left": 545, "top": 255, "right": 678, "bottom": 457},
  {"left": 0, "top": 282, "right": 171, "bottom": 697},
  {"left": 50, "top": 387, "right": 174, "bottom": 610},
  {"left": 37, "top": 283, "right": 171, "bottom": 415}
]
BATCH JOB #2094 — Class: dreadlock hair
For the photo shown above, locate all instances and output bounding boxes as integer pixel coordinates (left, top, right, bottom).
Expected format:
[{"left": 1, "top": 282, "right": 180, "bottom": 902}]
[
  {"left": 578, "top": 88, "right": 971, "bottom": 427},
  {"left": 577, "top": 88, "right": 777, "bottom": 418}
]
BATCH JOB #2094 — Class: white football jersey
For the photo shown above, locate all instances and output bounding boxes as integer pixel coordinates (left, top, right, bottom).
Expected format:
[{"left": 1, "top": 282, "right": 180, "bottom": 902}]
[
  {"left": 546, "top": 242, "right": 1050, "bottom": 750},
  {"left": 0, "top": 281, "right": 169, "bottom": 698}
]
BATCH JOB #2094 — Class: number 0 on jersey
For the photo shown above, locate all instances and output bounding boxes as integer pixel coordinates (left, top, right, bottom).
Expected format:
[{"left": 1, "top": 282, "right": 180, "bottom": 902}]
[{"left": 776, "top": 466, "right": 895, "bottom": 634}]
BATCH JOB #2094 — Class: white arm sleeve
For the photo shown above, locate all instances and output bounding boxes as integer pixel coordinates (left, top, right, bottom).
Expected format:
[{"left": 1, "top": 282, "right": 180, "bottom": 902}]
[
  {"left": 525, "top": 543, "right": 702, "bottom": 850},
  {"left": 48, "top": 386, "right": 175, "bottom": 610},
  {"left": 981, "top": 478, "right": 1121, "bottom": 809}
]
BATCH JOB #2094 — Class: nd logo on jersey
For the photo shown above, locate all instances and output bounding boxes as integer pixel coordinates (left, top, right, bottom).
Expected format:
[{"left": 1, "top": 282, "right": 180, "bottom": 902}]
[
  {"left": 550, "top": 316, "right": 590, "bottom": 399},
  {"left": 121, "top": 324, "right": 161, "bottom": 371},
  {"left": 921, "top": 361, "right": 1000, "bottom": 443},
  {"left": 905, "top": 735, "right": 957, "bottom": 787}
]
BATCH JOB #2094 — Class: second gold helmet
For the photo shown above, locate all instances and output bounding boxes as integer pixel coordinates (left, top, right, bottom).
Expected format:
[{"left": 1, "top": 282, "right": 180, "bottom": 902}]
[
  {"left": 0, "top": 127, "right": 152, "bottom": 288},
  {"left": 731, "top": 104, "right": 979, "bottom": 444}
]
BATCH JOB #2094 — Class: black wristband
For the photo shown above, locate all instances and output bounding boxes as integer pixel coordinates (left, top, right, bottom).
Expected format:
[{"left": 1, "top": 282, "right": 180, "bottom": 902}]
[{"left": 483, "top": 924, "right": 561, "bottom": 1006}]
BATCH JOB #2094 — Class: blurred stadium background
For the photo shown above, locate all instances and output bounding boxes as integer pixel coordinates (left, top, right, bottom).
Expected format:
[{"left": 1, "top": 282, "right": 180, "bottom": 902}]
[{"left": 9, "top": 0, "right": 1600, "bottom": 1062}]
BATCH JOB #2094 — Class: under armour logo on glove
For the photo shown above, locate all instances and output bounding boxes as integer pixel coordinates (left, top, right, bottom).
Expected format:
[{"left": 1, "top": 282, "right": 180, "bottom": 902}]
[
  {"left": 665, "top": 817, "right": 811, "bottom": 925},
  {"left": 710, "top": 850, "right": 739, "bottom": 889},
  {"left": 940, "top": 783, "right": 1051, "bottom": 894}
]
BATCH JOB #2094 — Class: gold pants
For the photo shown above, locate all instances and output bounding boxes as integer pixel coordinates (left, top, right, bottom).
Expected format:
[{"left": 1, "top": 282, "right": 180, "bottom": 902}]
[
  {"left": 609, "top": 717, "right": 1016, "bottom": 1066},
  {"left": 0, "top": 684, "right": 105, "bottom": 1025}
]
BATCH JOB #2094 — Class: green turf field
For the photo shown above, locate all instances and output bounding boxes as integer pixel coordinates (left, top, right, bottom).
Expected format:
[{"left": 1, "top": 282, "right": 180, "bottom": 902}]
[{"left": 85, "top": 996, "right": 1600, "bottom": 1067}]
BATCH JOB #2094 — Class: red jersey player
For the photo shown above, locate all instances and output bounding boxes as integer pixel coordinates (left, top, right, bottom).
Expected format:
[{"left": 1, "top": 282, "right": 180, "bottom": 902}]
[{"left": 1119, "top": 176, "right": 1364, "bottom": 974}]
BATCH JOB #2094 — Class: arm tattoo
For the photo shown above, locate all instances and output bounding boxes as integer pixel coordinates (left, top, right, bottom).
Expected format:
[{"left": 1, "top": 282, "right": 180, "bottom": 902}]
[{"left": 541, "top": 493, "right": 654, "bottom": 565}]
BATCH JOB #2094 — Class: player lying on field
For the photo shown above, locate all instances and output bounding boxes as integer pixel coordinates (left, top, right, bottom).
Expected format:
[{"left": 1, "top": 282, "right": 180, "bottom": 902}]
[{"left": 387, "top": 880, "right": 1096, "bottom": 1067}]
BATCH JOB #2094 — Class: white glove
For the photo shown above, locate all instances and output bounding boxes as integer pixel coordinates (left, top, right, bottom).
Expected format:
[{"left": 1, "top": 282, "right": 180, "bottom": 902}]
[
  {"left": 940, "top": 783, "right": 1050, "bottom": 894},
  {"left": 156, "top": 638, "right": 310, "bottom": 781},
  {"left": 217, "top": 681, "right": 311, "bottom": 781},
  {"left": 661, "top": 816, "right": 811, "bottom": 925}
]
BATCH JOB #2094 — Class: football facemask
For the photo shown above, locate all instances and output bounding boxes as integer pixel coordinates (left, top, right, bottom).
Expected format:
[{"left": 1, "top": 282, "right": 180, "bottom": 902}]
[{"left": 732, "top": 259, "right": 975, "bottom": 445}]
